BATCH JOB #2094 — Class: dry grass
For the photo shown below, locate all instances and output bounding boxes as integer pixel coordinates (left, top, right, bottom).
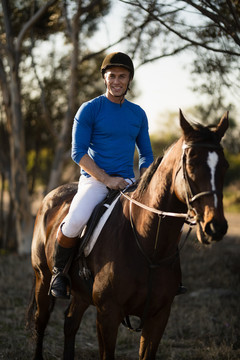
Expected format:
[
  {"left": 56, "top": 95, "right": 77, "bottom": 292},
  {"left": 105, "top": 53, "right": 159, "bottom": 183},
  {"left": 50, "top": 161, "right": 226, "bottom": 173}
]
[{"left": 0, "top": 214, "right": 240, "bottom": 360}]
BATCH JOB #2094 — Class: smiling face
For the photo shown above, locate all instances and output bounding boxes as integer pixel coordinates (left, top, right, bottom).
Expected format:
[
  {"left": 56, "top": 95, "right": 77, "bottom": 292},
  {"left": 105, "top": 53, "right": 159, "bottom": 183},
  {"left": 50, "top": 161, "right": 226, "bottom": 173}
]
[{"left": 104, "top": 66, "right": 131, "bottom": 103}]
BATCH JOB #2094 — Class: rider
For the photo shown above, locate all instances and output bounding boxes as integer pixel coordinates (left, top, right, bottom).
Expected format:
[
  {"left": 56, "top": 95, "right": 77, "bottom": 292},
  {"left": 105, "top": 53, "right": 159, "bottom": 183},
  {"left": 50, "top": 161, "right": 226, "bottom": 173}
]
[{"left": 49, "top": 52, "right": 154, "bottom": 299}]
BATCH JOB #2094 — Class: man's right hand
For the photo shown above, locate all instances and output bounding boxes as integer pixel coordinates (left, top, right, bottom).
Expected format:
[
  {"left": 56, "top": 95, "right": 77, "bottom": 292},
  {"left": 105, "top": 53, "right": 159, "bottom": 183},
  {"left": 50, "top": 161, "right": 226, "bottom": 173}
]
[
  {"left": 79, "top": 154, "right": 128, "bottom": 190},
  {"left": 105, "top": 176, "right": 129, "bottom": 190}
]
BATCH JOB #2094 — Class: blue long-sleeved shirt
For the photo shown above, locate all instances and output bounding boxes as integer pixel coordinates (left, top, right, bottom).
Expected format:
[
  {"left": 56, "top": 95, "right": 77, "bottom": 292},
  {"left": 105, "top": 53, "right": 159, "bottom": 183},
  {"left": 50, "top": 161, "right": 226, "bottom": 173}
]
[{"left": 72, "top": 94, "right": 153, "bottom": 178}]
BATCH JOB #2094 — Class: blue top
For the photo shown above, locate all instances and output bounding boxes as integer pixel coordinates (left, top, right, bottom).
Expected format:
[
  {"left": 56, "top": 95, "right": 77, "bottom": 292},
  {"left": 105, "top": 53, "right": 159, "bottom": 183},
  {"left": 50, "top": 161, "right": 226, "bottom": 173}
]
[{"left": 72, "top": 94, "right": 153, "bottom": 178}]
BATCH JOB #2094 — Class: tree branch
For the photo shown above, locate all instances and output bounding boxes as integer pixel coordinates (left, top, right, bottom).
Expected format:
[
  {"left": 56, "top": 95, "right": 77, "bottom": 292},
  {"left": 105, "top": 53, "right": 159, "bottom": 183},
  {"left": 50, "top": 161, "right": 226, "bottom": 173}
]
[
  {"left": 183, "top": 0, "right": 240, "bottom": 46},
  {"left": 122, "top": 0, "right": 240, "bottom": 56},
  {"left": 135, "top": 43, "right": 192, "bottom": 69},
  {"left": 16, "top": 0, "right": 59, "bottom": 52}
]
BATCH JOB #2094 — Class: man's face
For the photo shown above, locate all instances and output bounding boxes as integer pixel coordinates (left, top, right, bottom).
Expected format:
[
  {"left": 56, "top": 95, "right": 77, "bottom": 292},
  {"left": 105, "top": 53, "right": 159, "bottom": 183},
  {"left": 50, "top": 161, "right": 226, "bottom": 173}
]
[{"left": 104, "top": 67, "right": 131, "bottom": 103}]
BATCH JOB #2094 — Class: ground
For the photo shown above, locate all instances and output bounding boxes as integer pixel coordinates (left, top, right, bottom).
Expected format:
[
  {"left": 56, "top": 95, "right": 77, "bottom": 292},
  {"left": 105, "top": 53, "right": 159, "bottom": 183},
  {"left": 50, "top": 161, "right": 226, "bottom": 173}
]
[{"left": 0, "top": 213, "right": 239, "bottom": 360}]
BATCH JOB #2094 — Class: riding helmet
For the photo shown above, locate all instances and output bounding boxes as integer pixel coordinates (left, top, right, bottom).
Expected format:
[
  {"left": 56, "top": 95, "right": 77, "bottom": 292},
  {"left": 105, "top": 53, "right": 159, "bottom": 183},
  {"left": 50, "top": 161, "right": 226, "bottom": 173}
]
[{"left": 101, "top": 52, "right": 134, "bottom": 79}]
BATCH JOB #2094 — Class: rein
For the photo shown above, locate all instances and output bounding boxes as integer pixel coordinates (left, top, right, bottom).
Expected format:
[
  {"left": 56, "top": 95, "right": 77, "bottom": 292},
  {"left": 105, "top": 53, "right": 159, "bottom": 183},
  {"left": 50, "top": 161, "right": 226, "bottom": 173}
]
[{"left": 120, "top": 191, "right": 195, "bottom": 222}]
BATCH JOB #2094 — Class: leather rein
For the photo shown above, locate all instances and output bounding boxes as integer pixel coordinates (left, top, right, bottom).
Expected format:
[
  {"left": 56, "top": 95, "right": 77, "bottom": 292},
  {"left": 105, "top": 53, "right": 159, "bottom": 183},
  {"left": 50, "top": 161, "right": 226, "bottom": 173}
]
[{"left": 120, "top": 141, "right": 222, "bottom": 332}]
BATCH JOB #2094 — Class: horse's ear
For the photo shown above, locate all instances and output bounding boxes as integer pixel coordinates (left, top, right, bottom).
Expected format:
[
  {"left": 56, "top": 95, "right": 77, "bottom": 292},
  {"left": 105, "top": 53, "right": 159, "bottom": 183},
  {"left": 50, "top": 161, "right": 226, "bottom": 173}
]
[
  {"left": 215, "top": 111, "right": 229, "bottom": 140},
  {"left": 179, "top": 109, "right": 193, "bottom": 136}
]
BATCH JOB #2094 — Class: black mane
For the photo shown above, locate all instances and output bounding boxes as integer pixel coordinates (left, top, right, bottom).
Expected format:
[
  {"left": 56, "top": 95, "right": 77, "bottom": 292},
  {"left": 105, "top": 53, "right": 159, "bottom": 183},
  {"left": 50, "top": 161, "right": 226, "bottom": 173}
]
[{"left": 134, "top": 156, "right": 163, "bottom": 198}]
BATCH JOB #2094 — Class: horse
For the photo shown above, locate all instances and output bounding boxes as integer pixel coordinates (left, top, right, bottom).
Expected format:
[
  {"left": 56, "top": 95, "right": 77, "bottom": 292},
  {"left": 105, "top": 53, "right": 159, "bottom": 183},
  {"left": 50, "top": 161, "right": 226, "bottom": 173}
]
[{"left": 27, "top": 110, "right": 229, "bottom": 360}]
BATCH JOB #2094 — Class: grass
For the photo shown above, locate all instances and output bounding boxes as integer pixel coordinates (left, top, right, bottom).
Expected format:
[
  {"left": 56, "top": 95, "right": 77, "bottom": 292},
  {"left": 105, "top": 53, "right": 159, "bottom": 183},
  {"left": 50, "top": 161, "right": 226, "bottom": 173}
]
[{"left": 0, "top": 214, "right": 240, "bottom": 359}]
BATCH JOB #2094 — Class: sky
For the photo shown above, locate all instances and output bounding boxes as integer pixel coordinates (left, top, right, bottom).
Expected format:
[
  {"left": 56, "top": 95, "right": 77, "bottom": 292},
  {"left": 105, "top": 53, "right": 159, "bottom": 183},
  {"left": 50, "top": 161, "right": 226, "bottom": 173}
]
[{"left": 89, "top": 1, "right": 203, "bottom": 134}]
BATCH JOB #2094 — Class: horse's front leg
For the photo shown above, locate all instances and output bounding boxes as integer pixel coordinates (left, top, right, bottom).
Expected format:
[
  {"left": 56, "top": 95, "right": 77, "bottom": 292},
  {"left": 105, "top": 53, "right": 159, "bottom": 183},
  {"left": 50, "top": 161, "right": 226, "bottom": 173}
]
[
  {"left": 96, "top": 306, "right": 121, "bottom": 360},
  {"left": 63, "top": 296, "right": 89, "bottom": 360},
  {"left": 139, "top": 302, "right": 172, "bottom": 360}
]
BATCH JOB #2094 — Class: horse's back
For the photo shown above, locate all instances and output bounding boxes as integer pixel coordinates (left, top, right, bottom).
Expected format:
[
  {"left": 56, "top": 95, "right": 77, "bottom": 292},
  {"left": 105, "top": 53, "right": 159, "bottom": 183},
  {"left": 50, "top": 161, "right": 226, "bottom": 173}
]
[{"left": 31, "top": 182, "right": 78, "bottom": 271}]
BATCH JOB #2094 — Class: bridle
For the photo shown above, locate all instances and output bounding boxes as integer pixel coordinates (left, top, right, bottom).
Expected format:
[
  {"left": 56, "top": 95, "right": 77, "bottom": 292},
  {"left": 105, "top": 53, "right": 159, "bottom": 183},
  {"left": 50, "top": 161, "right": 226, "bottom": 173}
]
[
  {"left": 121, "top": 140, "right": 223, "bottom": 225},
  {"left": 181, "top": 141, "right": 223, "bottom": 221}
]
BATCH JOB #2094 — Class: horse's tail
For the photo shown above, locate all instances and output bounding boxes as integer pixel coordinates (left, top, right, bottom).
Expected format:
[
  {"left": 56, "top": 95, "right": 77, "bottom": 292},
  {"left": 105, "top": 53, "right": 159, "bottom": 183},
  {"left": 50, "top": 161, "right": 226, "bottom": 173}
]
[{"left": 25, "top": 273, "right": 37, "bottom": 332}]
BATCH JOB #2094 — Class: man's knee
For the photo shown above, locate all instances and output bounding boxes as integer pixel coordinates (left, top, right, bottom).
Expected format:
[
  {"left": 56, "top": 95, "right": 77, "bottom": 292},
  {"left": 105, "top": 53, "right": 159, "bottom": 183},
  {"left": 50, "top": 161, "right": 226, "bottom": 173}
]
[{"left": 61, "top": 215, "right": 87, "bottom": 238}]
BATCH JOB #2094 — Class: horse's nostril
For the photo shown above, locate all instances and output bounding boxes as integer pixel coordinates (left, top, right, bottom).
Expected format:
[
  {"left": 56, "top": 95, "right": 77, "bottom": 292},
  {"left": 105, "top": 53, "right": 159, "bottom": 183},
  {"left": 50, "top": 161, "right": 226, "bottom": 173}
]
[{"left": 205, "top": 219, "right": 228, "bottom": 240}]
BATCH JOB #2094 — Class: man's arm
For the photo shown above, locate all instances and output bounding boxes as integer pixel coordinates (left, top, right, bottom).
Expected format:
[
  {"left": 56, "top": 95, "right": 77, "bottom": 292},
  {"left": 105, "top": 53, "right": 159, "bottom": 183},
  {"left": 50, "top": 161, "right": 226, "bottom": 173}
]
[{"left": 79, "top": 154, "right": 129, "bottom": 190}]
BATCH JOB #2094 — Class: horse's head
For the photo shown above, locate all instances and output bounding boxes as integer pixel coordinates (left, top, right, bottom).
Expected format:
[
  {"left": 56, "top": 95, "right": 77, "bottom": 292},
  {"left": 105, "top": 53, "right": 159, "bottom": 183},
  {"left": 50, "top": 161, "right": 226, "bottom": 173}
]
[{"left": 175, "top": 110, "right": 229, "bottom": 244}]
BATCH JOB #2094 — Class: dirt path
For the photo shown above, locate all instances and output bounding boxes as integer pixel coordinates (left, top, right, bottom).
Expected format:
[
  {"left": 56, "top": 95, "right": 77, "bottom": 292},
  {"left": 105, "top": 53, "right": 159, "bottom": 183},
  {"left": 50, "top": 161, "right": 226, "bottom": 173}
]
[{"left": 225, "top": 212, "right": 240, "bottom": 236}]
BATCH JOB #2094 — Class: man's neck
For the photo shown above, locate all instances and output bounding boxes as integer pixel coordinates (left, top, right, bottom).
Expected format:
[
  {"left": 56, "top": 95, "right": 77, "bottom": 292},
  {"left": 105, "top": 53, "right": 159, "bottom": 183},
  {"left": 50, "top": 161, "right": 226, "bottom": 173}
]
[{"left": 105, "top": 92, "right": 125, "bottom": 104}]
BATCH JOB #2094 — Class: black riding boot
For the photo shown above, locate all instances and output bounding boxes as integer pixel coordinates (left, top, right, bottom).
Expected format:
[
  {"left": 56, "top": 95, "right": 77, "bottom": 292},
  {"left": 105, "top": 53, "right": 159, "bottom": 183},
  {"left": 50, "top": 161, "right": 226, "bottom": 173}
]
[{"left": 49, "top": 229, "right": 78, "bottom": 299}]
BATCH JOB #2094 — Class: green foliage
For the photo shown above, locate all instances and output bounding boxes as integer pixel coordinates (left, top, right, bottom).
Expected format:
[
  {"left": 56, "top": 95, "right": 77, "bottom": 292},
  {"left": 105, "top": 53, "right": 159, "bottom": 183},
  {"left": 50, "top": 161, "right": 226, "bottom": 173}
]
[
  {"left": 1, "top": 0, "right": 62, "bottom": 40},
  {"left": 27, "top": 148, "right": 54, "bottom": 191}
]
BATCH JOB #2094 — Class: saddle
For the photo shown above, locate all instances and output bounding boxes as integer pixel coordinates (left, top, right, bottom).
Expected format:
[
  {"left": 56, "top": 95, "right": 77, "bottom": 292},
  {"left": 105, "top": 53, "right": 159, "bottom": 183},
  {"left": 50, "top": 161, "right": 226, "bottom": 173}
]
[
  {"left": 75, "top": 184, "right": 137, "bottom": 284},
  {"left": 78, "top": 188, "right": 120, "bottom": 256}
]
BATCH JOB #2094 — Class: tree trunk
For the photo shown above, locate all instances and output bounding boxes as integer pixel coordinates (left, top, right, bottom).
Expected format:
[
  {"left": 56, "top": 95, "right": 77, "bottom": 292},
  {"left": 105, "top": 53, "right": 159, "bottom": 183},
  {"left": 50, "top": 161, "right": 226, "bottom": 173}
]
[
  {"left": 47, "top": 11, "right": 80, "bottom": 192},
  {"left": 8, "top": 57, "right": 34, "bottom": 254},
  {"left": 1, "top": 0, "right": 58, "bottom": 253}
]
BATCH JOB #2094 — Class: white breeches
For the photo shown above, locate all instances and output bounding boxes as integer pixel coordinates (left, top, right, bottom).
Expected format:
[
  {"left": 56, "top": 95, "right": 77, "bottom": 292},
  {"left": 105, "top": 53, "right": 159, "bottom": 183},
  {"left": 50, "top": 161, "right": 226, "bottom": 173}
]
[{"left": 61, "top": 175, "right": 134, "bottom": 238}]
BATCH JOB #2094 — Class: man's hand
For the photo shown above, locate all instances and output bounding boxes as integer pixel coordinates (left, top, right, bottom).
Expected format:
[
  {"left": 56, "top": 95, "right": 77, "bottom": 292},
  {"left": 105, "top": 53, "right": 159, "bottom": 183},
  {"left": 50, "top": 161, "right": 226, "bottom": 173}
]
[
  {"left": 79, "top": 154, "right": 128, "bottom": 190},
  {"left": 105, "top": 176, "right": 129, "bottom": 190}
]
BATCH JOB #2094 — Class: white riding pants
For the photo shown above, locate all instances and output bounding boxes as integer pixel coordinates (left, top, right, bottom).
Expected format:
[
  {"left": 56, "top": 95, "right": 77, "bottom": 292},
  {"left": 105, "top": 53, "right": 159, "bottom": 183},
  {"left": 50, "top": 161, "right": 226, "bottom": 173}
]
[{"left": 61, "top": 175, "right": 134, "bottom": 238}]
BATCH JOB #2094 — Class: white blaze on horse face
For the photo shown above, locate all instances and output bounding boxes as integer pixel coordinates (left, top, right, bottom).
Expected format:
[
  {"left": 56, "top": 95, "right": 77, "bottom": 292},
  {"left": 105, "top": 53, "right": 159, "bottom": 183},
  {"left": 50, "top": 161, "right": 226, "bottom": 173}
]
[{"left": 207, "top": 151, "right": 219, "bottom": 207}]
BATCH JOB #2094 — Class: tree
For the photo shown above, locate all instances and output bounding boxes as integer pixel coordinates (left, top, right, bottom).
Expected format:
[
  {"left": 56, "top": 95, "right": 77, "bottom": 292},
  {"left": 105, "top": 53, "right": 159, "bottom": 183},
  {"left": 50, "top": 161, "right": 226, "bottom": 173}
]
[
  {"left": 121, "top": 0, "right": 240, "bottom": 95},
  {"left": 0, "top": 0, "right": 59, "bottom": 253},
  {"left": 120, "top": 1, "right": 240, "bottom": 61},
  {"left": 120, "top": 0, "right": 240, "bottom": 149}
]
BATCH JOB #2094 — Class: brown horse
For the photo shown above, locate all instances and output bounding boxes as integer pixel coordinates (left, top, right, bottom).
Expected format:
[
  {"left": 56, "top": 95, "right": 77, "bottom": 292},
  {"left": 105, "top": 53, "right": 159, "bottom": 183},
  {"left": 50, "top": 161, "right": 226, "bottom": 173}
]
[{"left": 28, "top": 110, "right": 229, "bottom": 360}]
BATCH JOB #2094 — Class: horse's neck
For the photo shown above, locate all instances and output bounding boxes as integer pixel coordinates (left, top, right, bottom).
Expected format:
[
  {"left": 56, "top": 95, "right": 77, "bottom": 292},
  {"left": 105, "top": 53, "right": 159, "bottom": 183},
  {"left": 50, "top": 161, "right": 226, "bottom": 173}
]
[
  {"left": 129, "top": 141, "right": 185, "bottom": 253},
  {"left": 148, "top": 142, "right": 182, "bottom": 209}
]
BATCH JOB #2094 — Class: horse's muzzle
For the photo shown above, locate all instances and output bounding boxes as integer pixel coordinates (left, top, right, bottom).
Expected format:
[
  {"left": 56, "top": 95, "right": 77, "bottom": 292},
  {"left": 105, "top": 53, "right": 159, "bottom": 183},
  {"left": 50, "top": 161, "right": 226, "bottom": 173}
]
[
  {"left": 205, "top": 218, "right": 228, "bottom": 240},
  {"left": 197, "top": 218, "right": 228, "bottom": 244}
]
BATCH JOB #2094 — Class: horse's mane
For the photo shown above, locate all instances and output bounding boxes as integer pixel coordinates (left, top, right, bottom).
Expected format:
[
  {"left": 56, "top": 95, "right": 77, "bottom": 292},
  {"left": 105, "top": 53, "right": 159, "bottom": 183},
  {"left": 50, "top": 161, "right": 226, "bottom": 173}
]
[{"left": 134, "top": 156, "right": 163, "bottom": 198}]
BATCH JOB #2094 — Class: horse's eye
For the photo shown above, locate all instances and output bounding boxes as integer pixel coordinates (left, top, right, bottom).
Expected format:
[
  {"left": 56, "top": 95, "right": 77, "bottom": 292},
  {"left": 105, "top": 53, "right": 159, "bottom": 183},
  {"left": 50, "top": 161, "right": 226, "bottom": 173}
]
[{"left": 186, "top": 157, "right": 200, "bottom": 169}]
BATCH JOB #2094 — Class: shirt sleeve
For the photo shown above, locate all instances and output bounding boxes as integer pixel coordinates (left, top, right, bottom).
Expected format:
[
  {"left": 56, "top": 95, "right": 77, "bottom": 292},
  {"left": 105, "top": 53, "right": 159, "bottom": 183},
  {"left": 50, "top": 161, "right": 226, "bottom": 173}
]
[
  {"left": 71, "top": 102, "right": 94, "bottom": 165},
  {"left": 136, "top": 111, "right": 154, "bottom": 170}
]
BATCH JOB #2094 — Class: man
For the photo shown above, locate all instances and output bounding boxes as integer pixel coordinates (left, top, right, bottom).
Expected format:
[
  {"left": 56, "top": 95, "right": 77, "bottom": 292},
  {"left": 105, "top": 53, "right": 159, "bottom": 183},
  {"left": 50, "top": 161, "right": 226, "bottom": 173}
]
[{"left": 49, "top": 52, "right": 154, "bottom": 299}]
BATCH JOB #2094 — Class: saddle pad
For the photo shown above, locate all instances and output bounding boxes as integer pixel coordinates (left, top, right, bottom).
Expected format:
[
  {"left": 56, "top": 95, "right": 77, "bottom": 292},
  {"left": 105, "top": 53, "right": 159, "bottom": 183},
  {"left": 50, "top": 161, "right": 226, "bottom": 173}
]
[{"left": 84, "top": 195, "right": 121, "bottom": 257}]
